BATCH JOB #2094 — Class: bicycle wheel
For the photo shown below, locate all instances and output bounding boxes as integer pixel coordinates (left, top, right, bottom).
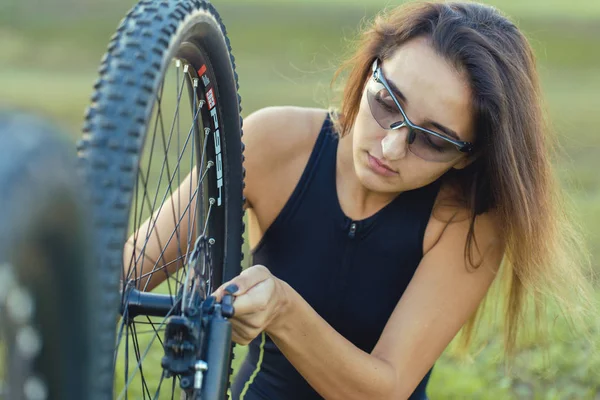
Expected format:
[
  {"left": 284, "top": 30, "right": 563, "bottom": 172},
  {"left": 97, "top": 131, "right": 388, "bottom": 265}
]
[
  {"left": 77, "top": 0, "right": 244, "bottom": 398},
  {"left": 0, "top": 111, "right": 97, "bottom": 400}
]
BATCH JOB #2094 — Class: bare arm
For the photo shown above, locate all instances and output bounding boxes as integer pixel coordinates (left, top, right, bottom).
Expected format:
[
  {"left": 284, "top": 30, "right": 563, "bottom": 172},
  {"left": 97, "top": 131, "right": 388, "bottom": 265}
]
[
  {"left": 272, "top": 211, "right": 502, "bottom": 399},
  {"left": 122, "top": 105, "right": 318, "bottom": 290},
  {"left": 122, "top": 168, "right": 197, "bottom": 291},
  {"left": 220, "top": 210, "right": 503, "bottom": 400}
]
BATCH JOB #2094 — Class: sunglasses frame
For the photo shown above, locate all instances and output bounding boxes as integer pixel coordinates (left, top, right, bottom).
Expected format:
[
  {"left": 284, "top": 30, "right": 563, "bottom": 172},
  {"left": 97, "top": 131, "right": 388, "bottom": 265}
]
[{"left": 369, "top": 58, "right": 475, "bottom": 157}]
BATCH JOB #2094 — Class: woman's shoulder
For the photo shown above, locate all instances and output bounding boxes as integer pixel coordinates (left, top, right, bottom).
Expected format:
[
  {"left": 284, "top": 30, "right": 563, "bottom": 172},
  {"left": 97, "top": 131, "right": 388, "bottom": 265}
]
[
  {"left": 242, "top": 106, "right": 328, "bottom": 153},
  {"left": 242, "top": 106, "right": 329, "bottom": 208},
  {"left": 423, "top": 180, "right": 502, "bottom": 257}
]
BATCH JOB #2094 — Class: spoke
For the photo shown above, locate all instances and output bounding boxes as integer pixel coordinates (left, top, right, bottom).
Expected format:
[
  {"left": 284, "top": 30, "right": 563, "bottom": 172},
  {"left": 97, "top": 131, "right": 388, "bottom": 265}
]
[
  {"left": 187, "top": 278, "right": 199, "bottom": 309},
  {"left": 123, "top": 321, "right": 166, "bottom": 336},
  {"left": 136, "top": 100, "right": 204, "bottom": 293},
  {"left": 134, "top": 185, "right": 200, "bottom": 289},
  {"left": 177, "top": 60, "right": 182, "bottom": 231},
  {"left": 124, "top": 329, "right": 167, "bottom": 335},
  {"left": 137, "top": 92, "right": 178, "bottom": 295},
  {"left": 130, "top": 322, "right": 153, "bottom": 399},
  {"left": 182, "top": 125, "right": 212, "bottom": 300},
  {"left": 183, "top": 160, "right": 212, "bottom": 276},
  {"left": 115, "top": 308, "right": 171, "bottom": 397},
  {"left": 171, "top": 376, "right": 177, "bottom": 399},
  {"left": 135, "top": 254, "right": 186, "bottom": 283},
  {"left": 117, "top": 305, "right": 178, "bottom": 399},
  {"left": 128, "top": 169, "right": 175, "bottom": 299},
  {"left": 202, "top": 199, "right": 214, "bottom": 238},
  {"left": 185, "top": 116, "right": 211, "bottom": 262},
  {"left": 154, "top": 81, "right": 186, "bottom": 299},
  {"left": 168, "top": 76, "right": 198, "bottom": 302},
  {"left": 131, "top": 68, "right": 187, "bottom": 292},
  {"left": 124, "top": 327, "right": 166, "bottom": 335},
  {"left": 124, "top": 319, "right": 130, "bottom": 400},
  {"left": 152, "top": 370, "right": 167, "bottom": 400},
  {"left": 133, "top": 78, "right": 168, "bottom": 287},
  {"left": 175, "top": 60, "right": 184, "bottom": 304},
  {"left": 127, "top": 168, "right": 141, "bottom": 285},
  {"left": 181, "top": 171, "right": 208, "bottom": 312},
  {"left": 128, "top": 167, "right": 191, "bottom": 291},
  {"left": 144, "top": 316, "right": 165, "bottom": 348},
  {"left": 130, "top": 90, "right": 208, "bottom": 292},
  {"left": 194, "top": 198, "right": 215, "bottom": 297},
  {"left": 141, "top": 66, "right": 193, "bottom": 243},
  {"left": 182, "top": 197, "right": 215, "bottom": 300},
  {"left": 198, "top": 161, "right": 213, "bottom": 188},
  {"left": 114, "top": 310, "right": 129, "bottom": 375},
  {"left": 127, "top": 105, "right": 164, "bottom": 288}
]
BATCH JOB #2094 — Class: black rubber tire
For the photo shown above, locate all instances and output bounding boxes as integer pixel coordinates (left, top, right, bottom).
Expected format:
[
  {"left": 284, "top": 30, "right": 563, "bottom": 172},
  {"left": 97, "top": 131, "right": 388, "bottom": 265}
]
[
  {"left": 77, "top": 0, "right": 244, "bottom": 398},
  {"left": 0, "top": 111, "right": 97, "bottom": 400}
]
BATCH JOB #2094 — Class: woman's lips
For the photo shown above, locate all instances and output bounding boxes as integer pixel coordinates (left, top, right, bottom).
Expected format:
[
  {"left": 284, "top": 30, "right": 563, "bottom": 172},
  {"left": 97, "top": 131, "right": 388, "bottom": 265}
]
[{"left": 367, "top": 153, "right": 397, "bottom": 177}]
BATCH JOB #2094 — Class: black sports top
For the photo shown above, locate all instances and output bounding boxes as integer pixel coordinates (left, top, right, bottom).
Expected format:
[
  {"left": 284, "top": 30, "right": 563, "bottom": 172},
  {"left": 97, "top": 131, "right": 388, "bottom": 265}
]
[{"left": 231, "top": 112, "right": 441, "bottom": 400}]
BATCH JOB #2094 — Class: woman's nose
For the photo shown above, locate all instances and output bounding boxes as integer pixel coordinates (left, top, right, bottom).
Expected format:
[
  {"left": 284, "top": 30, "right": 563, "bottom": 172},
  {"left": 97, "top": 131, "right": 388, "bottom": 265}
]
[{"left": 381, "top": 128, "right": 409, "bottom": 161}]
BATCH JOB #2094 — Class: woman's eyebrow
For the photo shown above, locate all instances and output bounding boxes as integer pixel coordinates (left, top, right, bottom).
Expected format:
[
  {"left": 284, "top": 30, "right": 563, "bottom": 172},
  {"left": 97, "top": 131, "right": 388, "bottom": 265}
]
[
  {"left": 385, "top": 79, "right": 408, "bottom": 104},
  {"left": 426, "top": 120, "right": 461, "bottom": 141},
  {"left": 386, "top": 73, "right": 463, "bottom": 142}
]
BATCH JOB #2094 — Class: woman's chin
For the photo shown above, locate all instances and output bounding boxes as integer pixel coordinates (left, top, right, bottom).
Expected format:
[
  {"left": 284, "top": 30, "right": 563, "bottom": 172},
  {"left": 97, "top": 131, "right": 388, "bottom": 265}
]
[{"left": 355, "top": 167, "right": 401, "bottom": 194}]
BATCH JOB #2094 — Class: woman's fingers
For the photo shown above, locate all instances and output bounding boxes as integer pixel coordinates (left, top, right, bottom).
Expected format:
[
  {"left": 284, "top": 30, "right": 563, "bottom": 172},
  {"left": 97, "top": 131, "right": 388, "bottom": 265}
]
[
  {"left": 206, "top": 264, "right": 283, "bottom": 345},
  {"left": 212, "top": 264, "right": 272, "bottom": 301},
  {"left": 230, "top": 279, "right": 275, "bottom": 316}
]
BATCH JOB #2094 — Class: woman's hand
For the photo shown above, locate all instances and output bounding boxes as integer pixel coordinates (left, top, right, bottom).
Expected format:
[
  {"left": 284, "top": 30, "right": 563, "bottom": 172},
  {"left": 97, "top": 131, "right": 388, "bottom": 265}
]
[{"left": 211, "top": 265, "right": 291, "bottom": 345}]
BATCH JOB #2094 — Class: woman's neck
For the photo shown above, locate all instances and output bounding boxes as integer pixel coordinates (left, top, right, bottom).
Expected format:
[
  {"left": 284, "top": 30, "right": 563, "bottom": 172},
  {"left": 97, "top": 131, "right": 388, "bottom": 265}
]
[{"left": 336, "top": 132, "right": 399, "bottom": 220}]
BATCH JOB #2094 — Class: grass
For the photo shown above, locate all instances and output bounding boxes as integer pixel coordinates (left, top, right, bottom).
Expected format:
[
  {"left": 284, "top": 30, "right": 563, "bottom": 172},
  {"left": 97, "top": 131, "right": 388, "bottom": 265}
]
[{"left": 1, "top": 0, "right": 599, "bottom": 398}]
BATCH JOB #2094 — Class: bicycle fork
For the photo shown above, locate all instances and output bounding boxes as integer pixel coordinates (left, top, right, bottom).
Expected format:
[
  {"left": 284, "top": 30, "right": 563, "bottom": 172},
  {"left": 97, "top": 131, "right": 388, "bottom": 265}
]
[{"left": 120, "top": 235, "right": 235, "bottom": 399}]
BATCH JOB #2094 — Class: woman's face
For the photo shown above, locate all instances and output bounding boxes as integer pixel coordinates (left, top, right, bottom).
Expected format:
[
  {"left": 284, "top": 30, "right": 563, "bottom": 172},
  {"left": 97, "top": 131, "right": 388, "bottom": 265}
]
[{"left": 351, "top": 36, "right": 476, "bottom": 194}]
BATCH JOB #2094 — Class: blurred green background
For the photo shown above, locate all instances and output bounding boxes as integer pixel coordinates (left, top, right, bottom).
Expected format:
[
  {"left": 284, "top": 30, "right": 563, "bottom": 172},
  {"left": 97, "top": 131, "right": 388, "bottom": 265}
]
[{"left": 1, "top": 0, "right": 599, "bottom": 398}]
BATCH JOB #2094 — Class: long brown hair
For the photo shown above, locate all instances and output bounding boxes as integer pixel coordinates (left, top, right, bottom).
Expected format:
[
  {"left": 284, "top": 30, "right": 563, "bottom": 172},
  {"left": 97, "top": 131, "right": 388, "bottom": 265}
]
[{"left": 329, "top": 1, "right": 597, "bottom": 359}]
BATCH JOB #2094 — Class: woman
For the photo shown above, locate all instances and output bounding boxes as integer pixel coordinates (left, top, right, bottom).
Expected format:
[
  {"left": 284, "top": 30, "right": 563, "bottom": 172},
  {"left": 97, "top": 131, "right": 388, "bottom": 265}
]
[{"left": 127, "top": 1, "right": 596, "bottom": 399}]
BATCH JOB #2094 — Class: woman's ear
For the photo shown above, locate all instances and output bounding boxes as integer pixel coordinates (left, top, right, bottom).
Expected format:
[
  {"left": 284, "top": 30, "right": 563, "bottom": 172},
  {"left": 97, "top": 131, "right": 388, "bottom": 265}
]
[{"left": 452, "top": 151, "right": 481, "bottom": 170}]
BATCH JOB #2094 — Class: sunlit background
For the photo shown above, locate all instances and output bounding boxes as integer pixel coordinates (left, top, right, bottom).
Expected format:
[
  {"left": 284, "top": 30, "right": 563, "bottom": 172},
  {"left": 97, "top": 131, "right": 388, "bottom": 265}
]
[{"left": 1, "top": 0, "right": 599, "bottom": 398}]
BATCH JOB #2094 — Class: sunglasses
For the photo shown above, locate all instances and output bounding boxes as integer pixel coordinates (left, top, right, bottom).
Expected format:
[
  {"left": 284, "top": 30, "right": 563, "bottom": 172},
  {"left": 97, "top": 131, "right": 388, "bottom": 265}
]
[{"left": 366, "top": 58, "right": 474, "bottom": 163}]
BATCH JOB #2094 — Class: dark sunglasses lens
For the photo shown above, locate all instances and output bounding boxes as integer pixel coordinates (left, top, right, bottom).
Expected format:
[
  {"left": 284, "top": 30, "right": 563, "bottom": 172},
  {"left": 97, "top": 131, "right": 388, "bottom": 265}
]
[
  {"left": 409, "top": 129, "right": 462, "bottom": 162},
  {"left": 367, "top": 83, "right": 404, "bottom": 129}
]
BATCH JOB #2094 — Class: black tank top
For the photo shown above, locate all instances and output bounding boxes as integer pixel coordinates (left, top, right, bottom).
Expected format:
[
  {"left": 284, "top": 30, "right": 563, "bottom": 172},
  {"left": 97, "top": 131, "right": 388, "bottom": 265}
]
[{"left": 231, "top": 112, "right": 441, "bottom": 400}]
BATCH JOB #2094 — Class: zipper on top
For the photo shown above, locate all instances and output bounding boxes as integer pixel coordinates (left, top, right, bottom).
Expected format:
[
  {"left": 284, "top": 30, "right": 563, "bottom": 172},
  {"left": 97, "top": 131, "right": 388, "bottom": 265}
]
[{"left": 348, "top": 222, "right": 357, "bottom": 239}]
